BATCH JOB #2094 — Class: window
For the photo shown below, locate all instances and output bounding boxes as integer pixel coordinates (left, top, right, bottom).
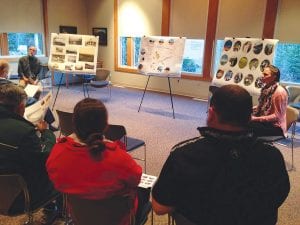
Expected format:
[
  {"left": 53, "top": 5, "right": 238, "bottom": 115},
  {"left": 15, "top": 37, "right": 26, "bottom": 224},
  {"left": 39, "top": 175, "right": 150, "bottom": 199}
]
[
  {"left": 274, "top": 43, "right": 300, "bottom": 84},
  {"left": 1, "top": 32, "right": 44, "bottom": 56},
  {"left": 120, "top": 37, "right": 128, "bottom": 66},
  {"left": 213, "top": 39, "right": 224, "bottom": 76},
  {"left": 119, "top": 36, "right": 141, "bottom": 68},
  {"left": 182, "top": 39, "right": 204, "bottom": 75}
]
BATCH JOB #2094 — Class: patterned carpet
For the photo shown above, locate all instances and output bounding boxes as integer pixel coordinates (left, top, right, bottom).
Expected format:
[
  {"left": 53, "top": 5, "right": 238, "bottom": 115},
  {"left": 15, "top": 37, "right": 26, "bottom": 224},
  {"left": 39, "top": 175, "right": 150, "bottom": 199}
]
[{"left": 1, "top": 84, "right": 300, "bottom": 225}]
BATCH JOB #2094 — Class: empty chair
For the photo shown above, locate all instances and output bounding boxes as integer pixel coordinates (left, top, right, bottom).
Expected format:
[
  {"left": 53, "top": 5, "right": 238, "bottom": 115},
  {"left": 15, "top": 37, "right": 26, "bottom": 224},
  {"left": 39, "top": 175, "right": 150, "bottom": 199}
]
[
  {"left": 83, "top": 69, "right": 111, "bottom": 98},
  {"left": 56, "top": 110, "right": 73, "bottom": 137},
  {"left": 286, "top": 85, "right": 300, "bottom": 104},
  {"left": 66, "top": 194, "right": 135, "bottom": 225},
  {"left": 285, "top": 106, "right": 299, "bottom": 170},
  {"left": 105, "top": 124, "right": 147, "bottom": 172},
  {"left": 0, "top": 173, "right": 59, "bottom": 225}
]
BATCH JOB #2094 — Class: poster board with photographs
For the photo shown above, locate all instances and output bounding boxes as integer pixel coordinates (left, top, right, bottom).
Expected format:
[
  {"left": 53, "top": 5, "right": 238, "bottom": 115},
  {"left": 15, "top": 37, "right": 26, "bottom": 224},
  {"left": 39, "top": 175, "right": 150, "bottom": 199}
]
[
  {"left": 137, "top": 36, "right": 186, "bottom": 78},
  {"left": 48, "top": 33, "right": 99, "bottom": 74},
  {"left": 212, "top": 37, "right": 278, "bottom": 95}
]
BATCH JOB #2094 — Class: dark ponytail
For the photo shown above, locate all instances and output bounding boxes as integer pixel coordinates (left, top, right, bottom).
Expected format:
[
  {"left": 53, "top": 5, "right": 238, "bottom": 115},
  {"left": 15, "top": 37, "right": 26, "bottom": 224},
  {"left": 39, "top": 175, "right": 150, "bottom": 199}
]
[
  {"left": 73, "top": 98, "right": 108, "bottom": 161},
  {"left": 85, "top": 133, "right": 106, "bottom": 160}
]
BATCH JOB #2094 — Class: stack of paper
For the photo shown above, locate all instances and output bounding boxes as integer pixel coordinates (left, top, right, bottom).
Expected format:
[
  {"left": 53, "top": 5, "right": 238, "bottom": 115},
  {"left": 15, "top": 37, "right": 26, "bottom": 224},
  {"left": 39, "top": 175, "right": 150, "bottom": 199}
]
[{"left": 138, "top": 173, "right": 157, "bottom": 189}]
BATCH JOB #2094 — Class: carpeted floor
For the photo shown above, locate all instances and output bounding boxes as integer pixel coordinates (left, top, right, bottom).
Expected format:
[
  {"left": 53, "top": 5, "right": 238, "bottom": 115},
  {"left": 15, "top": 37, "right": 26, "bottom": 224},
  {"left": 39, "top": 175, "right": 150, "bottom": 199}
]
[{"left": 1, "top": 84, "right": 300, "bottom": 225}]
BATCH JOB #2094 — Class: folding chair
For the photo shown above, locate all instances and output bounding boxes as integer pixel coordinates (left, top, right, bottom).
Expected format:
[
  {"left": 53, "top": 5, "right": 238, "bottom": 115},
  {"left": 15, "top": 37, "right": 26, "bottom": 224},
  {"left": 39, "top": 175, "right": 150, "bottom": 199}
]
[
  {"left": 105, "top": 124, "right": 147, "bottom": 172},
  {"left": 278, "top": 105, "right": 299, "bottom": 171},
  {"left": 83, "top": 69, "right": 111, "bottom": 99},
  {"left": 0, "top": 174, "right": 59, "bottom": 225},
  {"left": 66, "top": 194, "right": 135, "bottom": 225},
  {"left": 56, "top": 110, "right": 73, "bottom": 137}
]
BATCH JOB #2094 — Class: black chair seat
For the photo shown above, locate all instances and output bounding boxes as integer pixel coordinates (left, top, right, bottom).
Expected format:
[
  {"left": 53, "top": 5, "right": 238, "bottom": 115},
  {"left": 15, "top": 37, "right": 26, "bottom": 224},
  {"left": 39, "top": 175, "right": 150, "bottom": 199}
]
[
  {"left": 126, "top": 137, "right": 146, "bottom": 152},
  {"left": 90, "top": 80, "right": 109, "bottom": 88}
]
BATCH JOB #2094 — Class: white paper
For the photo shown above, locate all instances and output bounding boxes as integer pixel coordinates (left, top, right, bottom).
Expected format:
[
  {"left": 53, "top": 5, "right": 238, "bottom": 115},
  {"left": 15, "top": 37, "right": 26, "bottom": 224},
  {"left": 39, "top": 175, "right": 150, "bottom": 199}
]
[
  {"left": 24, "top": 84, "right": 40, "bottom": 98},
  {"left": 138, "top": 173, "right": 157, "bottom": 189},
  {"left": 24, "top": 92, "right": 52, "bottom": 125}
]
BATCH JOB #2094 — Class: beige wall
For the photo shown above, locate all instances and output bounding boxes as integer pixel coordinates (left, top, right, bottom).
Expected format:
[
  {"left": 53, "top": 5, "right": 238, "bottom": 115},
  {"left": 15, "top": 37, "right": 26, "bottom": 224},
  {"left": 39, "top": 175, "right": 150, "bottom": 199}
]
[
  {"left": 170, "top": 0, "right": 209, "bottom": 38},
  {"left": 275, "top": 0, "right": 300, "bottom": 42},
  {"left": 216, "top": 0, "right": 266, "bottom": 39},
  {"left": 85, "top": 0, "right": 115, "bottom": 70},
  {"left": 0, "top": 0, "right": 43, "bottom": 33}
]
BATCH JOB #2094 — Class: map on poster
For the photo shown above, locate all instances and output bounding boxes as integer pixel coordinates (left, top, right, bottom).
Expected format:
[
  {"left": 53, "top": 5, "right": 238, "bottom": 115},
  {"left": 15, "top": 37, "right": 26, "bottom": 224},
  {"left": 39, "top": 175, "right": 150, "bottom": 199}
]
[
  {"left": 137, "top": 36, "right": 186, "bottom": 77},
  {"left": 48, "top": 33, "right": 99, "bottom": 74},
  {"left": 212, "top": 37, "right": 279, "bottom": 95}
]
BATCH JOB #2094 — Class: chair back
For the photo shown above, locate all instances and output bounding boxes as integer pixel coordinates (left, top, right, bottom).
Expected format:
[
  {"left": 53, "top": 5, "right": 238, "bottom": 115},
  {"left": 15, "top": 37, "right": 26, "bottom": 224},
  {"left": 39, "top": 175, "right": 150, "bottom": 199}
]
[
  {"left": 67, "top": 195, "right": 135, "bottom": 225},
  {"left": 0, "top": 174, "right": 27, "bottom": 215},
  {"left": 105, "top": 124, "right": 127, "bottom": 142},
  {"left": 95, "top": 69, "right": 110, "bottom": 81},
  {"left": 286, "top": 105, "right": 299, "bottom": 130},
  {"left": 286, "top": 85, "right": 300, "bottom": 103},
  {"left": 56, "top": 110, "right": 74, "bottom": 136}
]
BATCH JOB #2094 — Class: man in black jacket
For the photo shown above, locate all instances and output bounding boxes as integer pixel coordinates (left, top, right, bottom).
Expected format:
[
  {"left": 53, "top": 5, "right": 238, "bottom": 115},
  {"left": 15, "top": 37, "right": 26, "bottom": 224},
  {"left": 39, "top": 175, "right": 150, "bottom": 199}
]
[
  {"left": 0, "top": 83, "right": 57, "bottom": 220},
  {"left": 0, "top": 59, "right": 58, "bottom": 131},
  {"left": 152, "top": 85, "right": 290, "bottom": 225}
]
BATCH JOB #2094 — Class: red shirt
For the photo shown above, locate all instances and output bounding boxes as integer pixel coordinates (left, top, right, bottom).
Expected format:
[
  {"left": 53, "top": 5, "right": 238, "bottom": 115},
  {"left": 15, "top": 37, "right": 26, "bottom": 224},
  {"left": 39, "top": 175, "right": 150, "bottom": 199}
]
[{"left": 46, "top": 137, "right": 142, "bottom": 200}]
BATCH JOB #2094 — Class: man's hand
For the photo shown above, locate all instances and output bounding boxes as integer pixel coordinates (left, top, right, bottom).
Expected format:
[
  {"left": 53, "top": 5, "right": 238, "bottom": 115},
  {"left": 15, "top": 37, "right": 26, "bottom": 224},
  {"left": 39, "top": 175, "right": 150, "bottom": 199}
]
[{"left": 36, "top": 120, "right": 48, "bottom": 132}]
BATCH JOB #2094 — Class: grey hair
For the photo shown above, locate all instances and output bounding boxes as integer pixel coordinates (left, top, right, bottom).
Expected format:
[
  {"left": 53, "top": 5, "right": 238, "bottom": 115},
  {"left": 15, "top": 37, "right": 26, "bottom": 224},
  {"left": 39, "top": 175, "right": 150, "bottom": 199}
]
[{"left": 0, "top": 83, "right": 27, "bottom": 111}]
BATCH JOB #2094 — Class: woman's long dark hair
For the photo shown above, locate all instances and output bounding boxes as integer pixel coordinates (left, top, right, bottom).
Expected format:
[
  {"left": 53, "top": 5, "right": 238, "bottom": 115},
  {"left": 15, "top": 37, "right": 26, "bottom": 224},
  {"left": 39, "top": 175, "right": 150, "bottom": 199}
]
[{"left": 72, "top": 98, "right": 108, "bottom": 160}]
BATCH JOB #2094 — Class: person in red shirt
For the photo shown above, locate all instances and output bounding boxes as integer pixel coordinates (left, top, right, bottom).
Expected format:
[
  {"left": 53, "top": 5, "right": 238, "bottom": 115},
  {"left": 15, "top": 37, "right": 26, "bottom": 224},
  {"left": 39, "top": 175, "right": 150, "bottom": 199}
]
[{"left": 46, "top": 98, "right": 143, "bottom": 224}]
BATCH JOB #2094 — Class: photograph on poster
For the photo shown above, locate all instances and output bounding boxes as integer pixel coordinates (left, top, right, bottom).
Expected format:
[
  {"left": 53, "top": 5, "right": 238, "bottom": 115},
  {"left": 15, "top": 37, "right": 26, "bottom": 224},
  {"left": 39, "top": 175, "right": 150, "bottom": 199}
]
[
  {"left": 51, "top": 54, "right": 65, "bottom": 63},
  {"left": 224, "top": 70, "right": 233, "bottom": 81},
  {"left": 234, "top": 72, "right": 243, "bottom": 83},
  {"left": 92, "top": 28, "right": 107, "bottom": 46},
  {"left": 85, "top": 37, "right": 97, "bottom": 47},
  {"left": 53, "top": 36, "right": 66, "bottom": 46},
  {"left": 69, "top": 35, "right": 83, "bottom": 45},
  {"left": 85, "top": 63, "right": 95, "bottom": 70},
  {"left": 67, "top": 55, "right": 76, "bottom": 63},
  {"left": 66, "top": 47, "right": 77, "bottom": 54},
  {"left": 253, "top": 42, "right": 263, "bottom": 54}
]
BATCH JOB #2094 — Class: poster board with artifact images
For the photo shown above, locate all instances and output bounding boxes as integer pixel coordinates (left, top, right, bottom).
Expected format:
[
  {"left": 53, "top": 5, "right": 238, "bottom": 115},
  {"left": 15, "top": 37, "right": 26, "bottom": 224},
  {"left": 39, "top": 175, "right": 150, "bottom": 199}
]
[
  {"left": 137, "top": 36, "right": 186, "bottom": 77},
  {"left": 48, "top": 33, "right": 99, "bottom": 74},
  {"left": 212, "top": 37, "right": 279, "bottom": 95}
]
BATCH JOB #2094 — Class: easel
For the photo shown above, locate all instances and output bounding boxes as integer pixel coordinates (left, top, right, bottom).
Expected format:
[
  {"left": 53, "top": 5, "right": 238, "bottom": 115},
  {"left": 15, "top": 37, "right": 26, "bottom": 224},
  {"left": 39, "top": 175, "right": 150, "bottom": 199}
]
[
  {"left": 138, "top": 75, "right": 176, "bottom": 119},
  {"left": 51, "top": 70, "right": 95, "bottom": 110}
]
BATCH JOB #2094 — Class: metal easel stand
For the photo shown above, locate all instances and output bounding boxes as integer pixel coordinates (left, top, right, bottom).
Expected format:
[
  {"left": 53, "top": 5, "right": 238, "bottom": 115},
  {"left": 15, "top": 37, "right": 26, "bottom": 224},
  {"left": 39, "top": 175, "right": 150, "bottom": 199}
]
[{"left": 138, "top": 75, "right": 175, "bottom": 119}]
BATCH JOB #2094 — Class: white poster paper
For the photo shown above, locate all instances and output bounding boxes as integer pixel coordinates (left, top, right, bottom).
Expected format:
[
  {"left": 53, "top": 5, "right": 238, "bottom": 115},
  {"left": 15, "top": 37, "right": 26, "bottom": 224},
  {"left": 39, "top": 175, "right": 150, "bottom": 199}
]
[
  {"left": 137, "top": 36, "right": 186, "bottom": 77},
  {"left": 212, "top": 37, "right": 279, "bottom": 95},
  {"left": 48, "top": 33, "right": 99, "bottom": 74}
]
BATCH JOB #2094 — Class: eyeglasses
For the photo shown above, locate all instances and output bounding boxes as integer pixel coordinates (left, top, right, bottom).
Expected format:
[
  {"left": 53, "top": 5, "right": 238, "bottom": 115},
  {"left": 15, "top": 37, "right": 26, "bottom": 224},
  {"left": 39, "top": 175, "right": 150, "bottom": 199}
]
[{"left": 263, "top": 72, "right": 271, "bottom": 76}]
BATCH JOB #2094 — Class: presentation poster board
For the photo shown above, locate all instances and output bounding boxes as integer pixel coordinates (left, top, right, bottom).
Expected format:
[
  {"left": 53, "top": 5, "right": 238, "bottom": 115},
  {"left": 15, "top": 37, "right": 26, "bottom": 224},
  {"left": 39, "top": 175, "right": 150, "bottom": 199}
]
[
  {"left": 212, "top": 37, "right": 278, "bottom": 95},
  {"left": 48, "top": 33, "right": 99, "bottom": 74},
  {"left": 137, "top": 36, "right": 186, "bottom": 77}
]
